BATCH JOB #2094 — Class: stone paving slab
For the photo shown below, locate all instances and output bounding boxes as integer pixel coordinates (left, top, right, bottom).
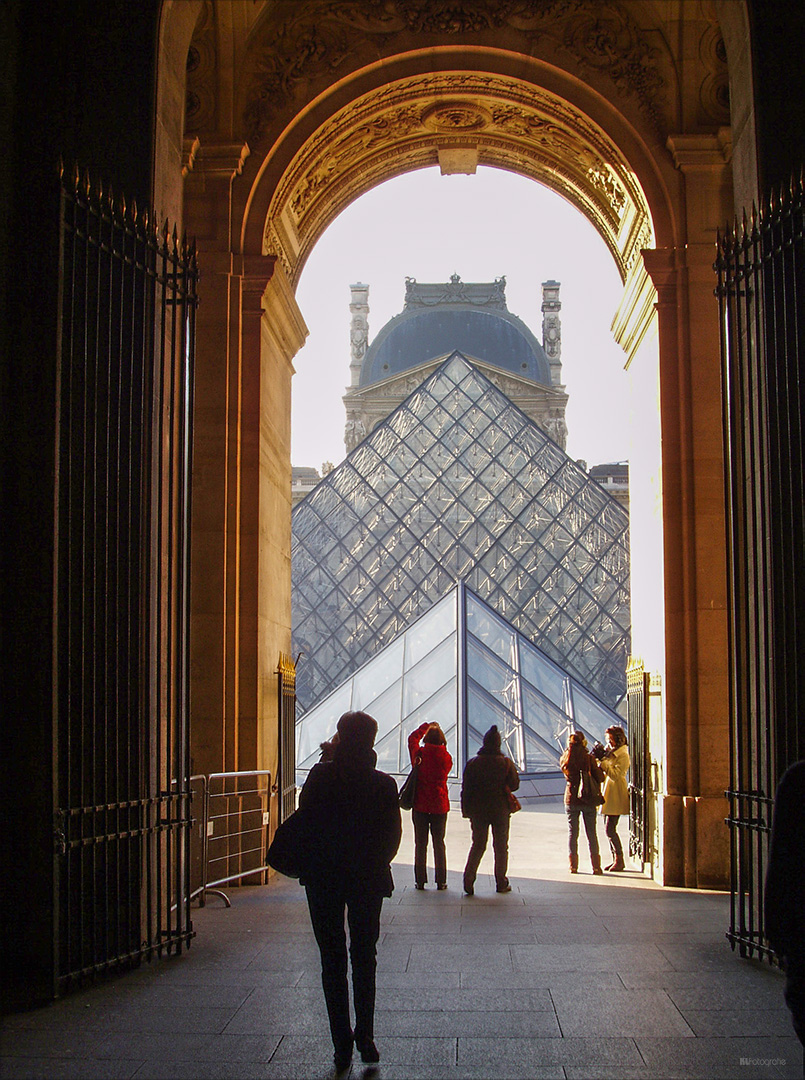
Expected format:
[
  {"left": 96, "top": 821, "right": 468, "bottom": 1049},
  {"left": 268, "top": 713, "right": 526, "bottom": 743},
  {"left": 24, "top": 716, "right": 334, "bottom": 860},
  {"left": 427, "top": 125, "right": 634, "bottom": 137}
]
[{"left": 0, "top": 805, "right": 799, "bottom": 1080}]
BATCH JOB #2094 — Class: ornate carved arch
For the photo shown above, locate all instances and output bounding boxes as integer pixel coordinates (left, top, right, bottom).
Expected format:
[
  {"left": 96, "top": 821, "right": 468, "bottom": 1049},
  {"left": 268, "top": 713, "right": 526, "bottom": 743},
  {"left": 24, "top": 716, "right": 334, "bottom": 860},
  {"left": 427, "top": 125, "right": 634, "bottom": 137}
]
[{"left": 259, "top": 70, "right": 655, "bottom": 287}]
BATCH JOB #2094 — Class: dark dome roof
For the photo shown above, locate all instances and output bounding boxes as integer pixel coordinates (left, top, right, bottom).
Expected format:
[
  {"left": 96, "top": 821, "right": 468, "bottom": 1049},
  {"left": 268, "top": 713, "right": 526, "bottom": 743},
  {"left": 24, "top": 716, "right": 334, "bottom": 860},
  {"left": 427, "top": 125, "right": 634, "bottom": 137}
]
[{"left": 360, "top": 306, "right": 552, "bottom": 387}]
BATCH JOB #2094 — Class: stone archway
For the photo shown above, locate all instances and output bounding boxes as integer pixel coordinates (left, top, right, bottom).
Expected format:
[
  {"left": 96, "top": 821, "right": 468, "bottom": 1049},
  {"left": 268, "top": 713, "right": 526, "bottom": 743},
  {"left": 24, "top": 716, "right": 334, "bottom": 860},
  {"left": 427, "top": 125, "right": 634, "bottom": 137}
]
[{"left": 175, "top": 0, "right": 736, "bottom": 888}]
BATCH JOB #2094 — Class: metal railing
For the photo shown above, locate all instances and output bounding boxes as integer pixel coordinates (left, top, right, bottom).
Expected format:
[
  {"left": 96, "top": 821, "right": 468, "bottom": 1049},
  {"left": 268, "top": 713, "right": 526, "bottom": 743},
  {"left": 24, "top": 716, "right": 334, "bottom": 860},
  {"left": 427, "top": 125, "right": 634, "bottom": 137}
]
[{"left": 189, "top": 771, "right": 273, "bottom": 907}]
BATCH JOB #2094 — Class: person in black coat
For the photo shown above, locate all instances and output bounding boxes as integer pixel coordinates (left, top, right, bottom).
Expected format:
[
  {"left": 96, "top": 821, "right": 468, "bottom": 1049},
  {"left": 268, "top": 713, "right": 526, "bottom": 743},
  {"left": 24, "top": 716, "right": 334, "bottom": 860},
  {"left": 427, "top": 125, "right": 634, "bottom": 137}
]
[
  {"left": 299, "top": 711, "right": 402, "bottom": 1073},
  {"left": 460, "top": 725, "right": 520, "bottom": 895},
  {"left": 764, "top": 760, "right": 805, "bottom": 1077}
]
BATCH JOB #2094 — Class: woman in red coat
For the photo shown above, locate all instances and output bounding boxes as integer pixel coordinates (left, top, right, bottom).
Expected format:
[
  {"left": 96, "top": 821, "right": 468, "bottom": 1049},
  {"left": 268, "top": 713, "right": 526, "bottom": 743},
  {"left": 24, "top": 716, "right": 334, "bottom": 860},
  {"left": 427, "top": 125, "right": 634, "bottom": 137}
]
[{"left": 407, "top": 721, "right": 453, "bottom": 890}]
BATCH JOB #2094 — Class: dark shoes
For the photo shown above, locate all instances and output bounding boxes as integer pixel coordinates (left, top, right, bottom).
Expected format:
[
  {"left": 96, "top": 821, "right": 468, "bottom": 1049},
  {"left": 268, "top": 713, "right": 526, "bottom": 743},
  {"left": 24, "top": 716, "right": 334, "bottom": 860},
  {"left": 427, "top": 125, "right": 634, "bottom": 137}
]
[
  {"left": 437, "top": 883, "right": 448, "bottom": 890},
  {"left": 463, "top": 883, "right": 474, "bottom": 896},
  {"left": 355, "top": 1037, "right": 380, "bottom": 1064},
  {"left": 333, "top": 1036, "right": 353, "bottom": 1073},
  {"left": 606, "top": 860, "right": 625, "bottom": 872},
  {"left": 414, "top": 882, "right": 425, "bottom": 890},
  {"left": 496, "top": 884, "right": 512, "bottom": 893}
]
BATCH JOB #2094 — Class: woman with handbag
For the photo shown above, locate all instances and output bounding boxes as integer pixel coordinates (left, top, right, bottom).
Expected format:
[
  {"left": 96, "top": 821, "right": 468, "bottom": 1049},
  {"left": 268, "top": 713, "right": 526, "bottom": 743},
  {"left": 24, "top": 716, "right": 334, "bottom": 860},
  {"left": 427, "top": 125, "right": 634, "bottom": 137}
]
[
  {"left": 596, "top": 725, "right": 630, "bottom": 871},
  {"left": 560, "top": 731, "right": 605, "bottom": 875},
  {"left": 460, "top": 725, "right": 520, "bottom": 895},
  {"left": 297, "top": 711, "right": 402, "bottom": 1072},
  {"left": 407, "top": 721, "right": 452, "bottom": 890}
]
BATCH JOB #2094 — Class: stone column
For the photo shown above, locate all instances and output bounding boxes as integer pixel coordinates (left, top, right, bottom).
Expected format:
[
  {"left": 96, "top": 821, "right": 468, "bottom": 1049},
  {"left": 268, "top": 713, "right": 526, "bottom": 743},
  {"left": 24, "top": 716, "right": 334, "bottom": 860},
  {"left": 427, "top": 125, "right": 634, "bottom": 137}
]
[
  {"left": 184, "top": 140, "right": 307, "bottom": 782},
  {"left": 643, "top": 130, "right": 733, "bottom": 889}
]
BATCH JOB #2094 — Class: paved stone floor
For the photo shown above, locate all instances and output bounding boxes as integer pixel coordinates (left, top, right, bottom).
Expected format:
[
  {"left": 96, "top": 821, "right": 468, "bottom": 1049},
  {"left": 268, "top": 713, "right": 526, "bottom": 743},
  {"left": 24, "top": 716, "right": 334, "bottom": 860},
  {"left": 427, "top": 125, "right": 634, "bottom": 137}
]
[{"left": 1, "top": 804, "right": 800, "bottom": 1079}]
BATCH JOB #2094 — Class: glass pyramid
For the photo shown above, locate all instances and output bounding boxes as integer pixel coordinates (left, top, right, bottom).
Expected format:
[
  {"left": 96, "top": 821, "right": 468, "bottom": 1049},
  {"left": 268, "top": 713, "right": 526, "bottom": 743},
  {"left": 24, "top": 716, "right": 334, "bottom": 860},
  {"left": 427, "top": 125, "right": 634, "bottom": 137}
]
[
  {"left": 292, "top": 352, "right": 630, "bottom": 715},
  {"left": 295, "top": 583, "right": 624, "bottom": 783}
]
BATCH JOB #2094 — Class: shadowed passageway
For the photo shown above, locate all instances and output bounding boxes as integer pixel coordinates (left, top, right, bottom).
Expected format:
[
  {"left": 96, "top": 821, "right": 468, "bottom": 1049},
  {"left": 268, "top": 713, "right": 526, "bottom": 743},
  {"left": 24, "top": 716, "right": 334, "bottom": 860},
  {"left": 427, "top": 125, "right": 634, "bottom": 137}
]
[{"left": 0, "top": 807, "right": 798, "bottom": 1079}]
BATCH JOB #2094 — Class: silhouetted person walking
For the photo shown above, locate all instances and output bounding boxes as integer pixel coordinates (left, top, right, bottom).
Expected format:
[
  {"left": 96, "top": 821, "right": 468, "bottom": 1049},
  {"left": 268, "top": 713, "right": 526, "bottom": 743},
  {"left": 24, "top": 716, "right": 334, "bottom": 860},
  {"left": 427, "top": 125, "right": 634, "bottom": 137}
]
[
  {"left": 765, "top": 760, "right": 805, "bottom": 1077},
  {"left": 461, "top": 725, "right": 519, "bottom": 895},
  {"left": 299, "top": 711, "right": 402, "bottom": 1073}
]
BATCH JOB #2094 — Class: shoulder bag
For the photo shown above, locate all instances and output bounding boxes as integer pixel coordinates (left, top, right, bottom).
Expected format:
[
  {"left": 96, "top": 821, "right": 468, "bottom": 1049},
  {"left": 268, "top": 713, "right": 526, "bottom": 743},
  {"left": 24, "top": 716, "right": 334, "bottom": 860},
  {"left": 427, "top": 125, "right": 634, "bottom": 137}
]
[
  {"left": 266, "top": 807, "right": 315, "bottom": 879},
  {"left": 398, "top": 762, "right": 419, "bottom": 810},
  {"left": 579, "top": 767, "right": 605, "bottom": 807}
]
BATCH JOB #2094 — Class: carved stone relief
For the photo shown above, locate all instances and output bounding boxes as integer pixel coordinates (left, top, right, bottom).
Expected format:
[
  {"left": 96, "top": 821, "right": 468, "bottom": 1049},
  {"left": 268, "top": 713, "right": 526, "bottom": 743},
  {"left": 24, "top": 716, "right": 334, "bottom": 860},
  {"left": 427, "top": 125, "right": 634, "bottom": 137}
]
[
  {"left": 262, "top": 71, "right": 652, "bottom": 284},
  {"left": 185, "top": 1, "right": 217, "bottom": 135},
  {"left": 243, "top": 0, "right": 667, "bottom": 144}
]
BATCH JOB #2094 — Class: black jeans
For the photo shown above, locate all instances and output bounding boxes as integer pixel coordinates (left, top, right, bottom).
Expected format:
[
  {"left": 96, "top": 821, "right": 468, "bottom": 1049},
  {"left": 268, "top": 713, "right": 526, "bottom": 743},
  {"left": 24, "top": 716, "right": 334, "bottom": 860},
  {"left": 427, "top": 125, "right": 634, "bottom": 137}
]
[
  {"left": 605, "top": 814, "right": 624, "bottom": 862},
  {"left": 463, "top": 815, "right": 510, "bottom": 890},
  {"left": 305, "top": 882, "right": 384, "bottom": 1052},
  {"left": 412, "top": 810, "right": 447, "bottom": 885}
]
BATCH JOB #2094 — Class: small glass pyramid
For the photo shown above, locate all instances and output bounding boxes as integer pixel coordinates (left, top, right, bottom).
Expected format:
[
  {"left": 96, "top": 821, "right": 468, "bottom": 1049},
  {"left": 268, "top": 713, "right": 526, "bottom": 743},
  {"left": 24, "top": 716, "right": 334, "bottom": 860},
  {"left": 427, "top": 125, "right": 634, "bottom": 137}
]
[
  {"left": 292, "top": 353, "right": 630, "bottom": 716},
  {"left": 295, "top": 582, "right": 624, "bottom": 782}
]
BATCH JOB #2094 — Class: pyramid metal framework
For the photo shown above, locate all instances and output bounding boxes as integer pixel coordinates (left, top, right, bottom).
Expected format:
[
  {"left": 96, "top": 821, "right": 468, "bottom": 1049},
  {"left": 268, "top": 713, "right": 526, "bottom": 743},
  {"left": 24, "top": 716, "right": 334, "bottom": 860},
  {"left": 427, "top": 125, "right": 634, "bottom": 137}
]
[
  {"left": 292, "top": 353, "right": 630, "bottom": 715},
  {"left": 295, "top": 583, "right": 625, "bottom": 783}
]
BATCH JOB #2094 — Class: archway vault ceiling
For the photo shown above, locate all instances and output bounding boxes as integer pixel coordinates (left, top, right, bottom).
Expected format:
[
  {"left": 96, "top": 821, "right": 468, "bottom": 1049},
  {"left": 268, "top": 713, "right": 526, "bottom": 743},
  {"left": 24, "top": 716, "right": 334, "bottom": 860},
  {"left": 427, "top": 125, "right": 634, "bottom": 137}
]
[{"left": 263, "top": 71, "right": 654, "bottom": 287}]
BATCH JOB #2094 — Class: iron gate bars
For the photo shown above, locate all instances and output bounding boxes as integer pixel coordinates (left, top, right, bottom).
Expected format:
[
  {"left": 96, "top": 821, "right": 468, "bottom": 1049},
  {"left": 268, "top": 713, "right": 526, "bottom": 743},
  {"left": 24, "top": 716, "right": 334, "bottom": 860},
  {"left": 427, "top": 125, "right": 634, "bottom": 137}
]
[
  {"left": 626, "top": 658, "right": 650, "bottom": 866},
  {"left": 277, "top": 652, "right": 298, "bottom": 822},
  {"left": 716, "top": 173, "right": 805, "bottom": 962},
  {"left": 54, "top": 164, "right": 198, "bottom": 991}
]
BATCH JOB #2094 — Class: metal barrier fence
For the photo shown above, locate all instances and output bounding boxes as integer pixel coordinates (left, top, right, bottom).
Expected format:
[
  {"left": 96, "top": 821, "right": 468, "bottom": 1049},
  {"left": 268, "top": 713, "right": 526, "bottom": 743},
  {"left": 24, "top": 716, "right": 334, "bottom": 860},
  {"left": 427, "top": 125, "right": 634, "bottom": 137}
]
[{"left": 189, "top": 771, "right": 274, "bottom": 907}]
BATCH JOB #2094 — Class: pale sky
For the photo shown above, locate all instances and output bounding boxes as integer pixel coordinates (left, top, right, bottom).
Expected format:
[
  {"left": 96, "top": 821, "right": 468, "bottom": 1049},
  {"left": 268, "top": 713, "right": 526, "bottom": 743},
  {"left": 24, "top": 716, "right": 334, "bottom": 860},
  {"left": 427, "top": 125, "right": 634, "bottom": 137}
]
[{"left": 291, "top": 166, "right": 631, "bottom": 473}]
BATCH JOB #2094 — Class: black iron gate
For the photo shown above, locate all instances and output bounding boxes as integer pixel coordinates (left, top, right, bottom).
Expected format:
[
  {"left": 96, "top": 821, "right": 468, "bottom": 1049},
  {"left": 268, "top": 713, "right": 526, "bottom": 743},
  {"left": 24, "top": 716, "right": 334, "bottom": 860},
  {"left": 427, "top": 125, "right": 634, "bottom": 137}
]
[
  {"left": 53, "top": 165, "right": 197, "bottom": 990},
  {"left": 626, "top": 658, "right": 650, "bottom": 866},
  {"left": 716, "top": 174, "right": 805, "bottom": 961},
  {"left": 277, "top": 652, "right": 298, "bottom": 822}
]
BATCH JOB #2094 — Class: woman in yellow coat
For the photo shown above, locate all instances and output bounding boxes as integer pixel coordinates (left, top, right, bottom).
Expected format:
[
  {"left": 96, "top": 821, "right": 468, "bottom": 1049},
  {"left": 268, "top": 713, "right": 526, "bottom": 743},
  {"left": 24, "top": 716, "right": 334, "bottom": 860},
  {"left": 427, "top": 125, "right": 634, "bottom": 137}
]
[{"left": 597, "top": 725, "right": 630, "bottom": 871}]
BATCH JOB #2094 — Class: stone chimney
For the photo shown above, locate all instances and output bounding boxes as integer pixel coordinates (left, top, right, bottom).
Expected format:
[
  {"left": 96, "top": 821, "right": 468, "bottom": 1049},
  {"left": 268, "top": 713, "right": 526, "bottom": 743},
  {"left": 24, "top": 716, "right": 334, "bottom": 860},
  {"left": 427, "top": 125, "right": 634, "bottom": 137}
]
[{"left": 541, "top": 280, "right": 562, "bottom": 386}]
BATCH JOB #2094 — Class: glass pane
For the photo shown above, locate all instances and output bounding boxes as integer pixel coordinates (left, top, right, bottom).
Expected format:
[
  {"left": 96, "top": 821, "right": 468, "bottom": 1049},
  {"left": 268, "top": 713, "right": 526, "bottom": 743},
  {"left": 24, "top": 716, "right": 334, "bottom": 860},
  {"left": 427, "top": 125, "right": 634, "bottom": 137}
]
[
  {"left": 467, "top": 683, "right": 522, "bottom": 769},
  {"left": 569, "top": 683, "right": 621, "bottom": 745},
  {"left": 362, "top": 677, "right": 403, "bottom": 744},
  {"left": 403, "top": 680, "right": 458, "bottom": 773},
  {"left": 296, "top": 681, "right": 353, "bottom": 766},
  {"left": 352, "top": 637, "right": 404, "bottom": 710},
  {"left": 404, "top": 591, "right": 456, "bottom": 670},
  {"left": 519, "top": 638, "right": 567, "bottom": 709},
  {"left": 402, "top": 634, "right": 456, "bottom": 716},
  {"left": 467, "top": 637, "right": 518, "bottom": 713},
  {"left": 466, "top": 594, "right": 516, "bottom": 663},
  {"left": 521, "top": 681, "right": 571, "bottom": 750},
  {"left": 374, "top": 724, "right": 404, "bottom": 774},
  {"left": 522, "top": 722, "right": 562, "bottom": 772}
]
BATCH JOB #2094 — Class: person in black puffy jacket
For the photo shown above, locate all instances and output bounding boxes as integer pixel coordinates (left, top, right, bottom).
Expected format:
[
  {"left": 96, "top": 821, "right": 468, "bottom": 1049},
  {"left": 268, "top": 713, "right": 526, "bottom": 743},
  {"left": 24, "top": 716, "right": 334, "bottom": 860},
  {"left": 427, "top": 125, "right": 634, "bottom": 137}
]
[
  {"left": 460, "top": 725, "right": 520, "bottom": 895},
  {"left": 299, "top": 711, "right": 401, "bottom": 1073}
]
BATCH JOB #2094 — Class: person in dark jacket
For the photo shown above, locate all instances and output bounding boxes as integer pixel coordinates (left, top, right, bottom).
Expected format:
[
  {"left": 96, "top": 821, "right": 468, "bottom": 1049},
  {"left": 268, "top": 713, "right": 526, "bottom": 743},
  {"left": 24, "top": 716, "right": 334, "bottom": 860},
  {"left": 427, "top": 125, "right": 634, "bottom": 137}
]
[
  {"left": 407, "top": 721, "right": 453, "bottom": 890},
  {"left": 560, "top": 731, "right": 605, "bottom": 875},
  {"left": 460, "top": 725, "right": 520, "bottom": 895},
  {"left": 298, "top": 711, "right": 402, "bottom": 1073},
  {"left": 764, "top": 760, "right": 805, "bottom": 1076}
]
